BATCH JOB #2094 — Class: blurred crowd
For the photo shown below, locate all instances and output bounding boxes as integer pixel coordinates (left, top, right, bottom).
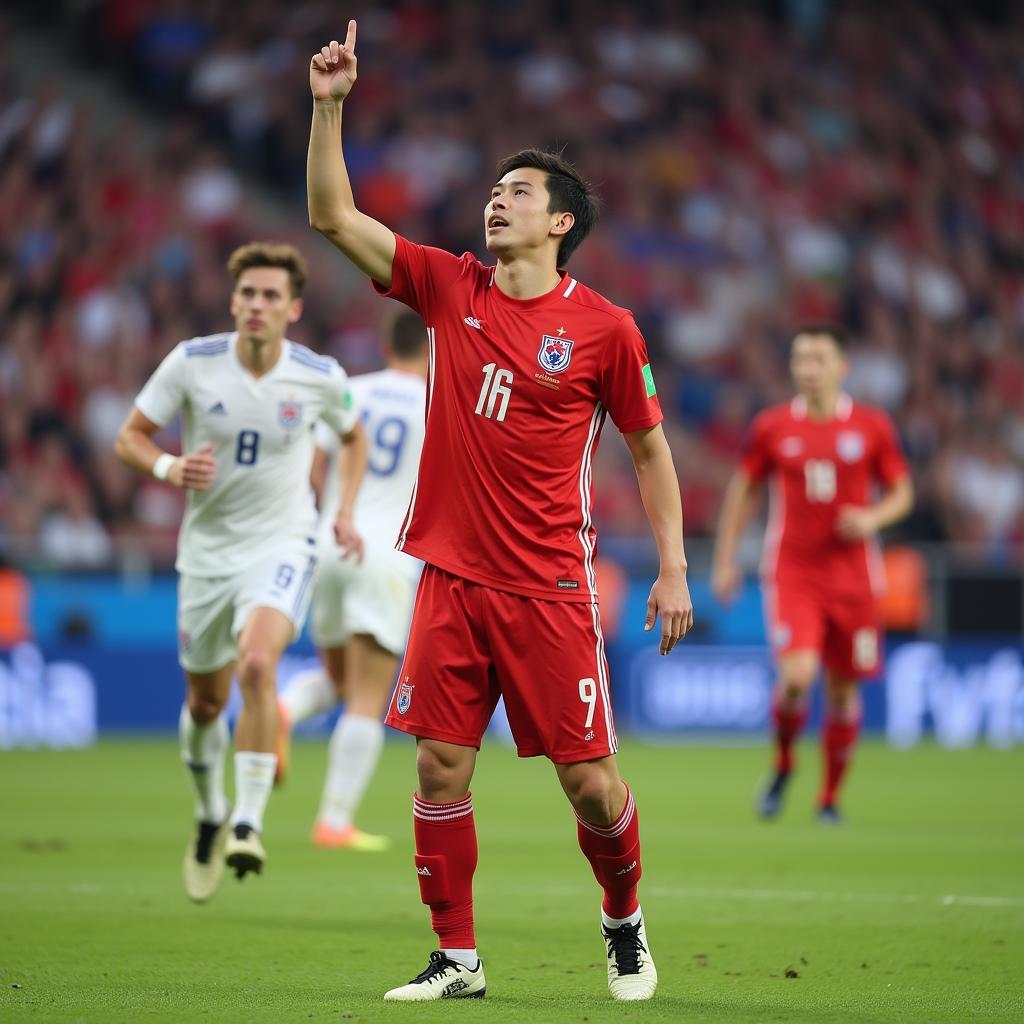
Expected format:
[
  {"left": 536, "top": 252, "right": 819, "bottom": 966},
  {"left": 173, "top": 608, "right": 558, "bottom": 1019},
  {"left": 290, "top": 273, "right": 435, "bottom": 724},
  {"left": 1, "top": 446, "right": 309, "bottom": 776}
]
[{"left": 2, "top": 0, "right": 1024, "bottom": 572}]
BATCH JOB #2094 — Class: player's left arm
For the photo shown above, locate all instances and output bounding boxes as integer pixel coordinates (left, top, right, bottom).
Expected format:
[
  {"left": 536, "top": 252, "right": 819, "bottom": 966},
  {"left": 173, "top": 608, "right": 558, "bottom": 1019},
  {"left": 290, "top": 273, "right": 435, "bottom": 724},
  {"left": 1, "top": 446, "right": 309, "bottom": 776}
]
[
  {"left": 836, "top": 412, "right": 914, "bottom": 541},
  {"left": 623, "top": 423, "right": 694, "bottom": 655},
  {"left": 334, "top": 419, "right": 368, "bottom": 562},
  {"left": 836, "top": 474, "right": 913, "bottom": 541}
]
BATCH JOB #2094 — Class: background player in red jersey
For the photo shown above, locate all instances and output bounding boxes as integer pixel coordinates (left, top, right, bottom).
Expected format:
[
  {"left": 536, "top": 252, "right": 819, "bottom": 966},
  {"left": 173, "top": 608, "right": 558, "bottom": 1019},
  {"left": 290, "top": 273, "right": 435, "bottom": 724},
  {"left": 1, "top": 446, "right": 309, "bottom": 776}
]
[
  {"left": 712, "top": 325, "right": 913, "bottom": 824},
  {"left": 308, "top": 22, "right": 692, "bottom": 1003}
]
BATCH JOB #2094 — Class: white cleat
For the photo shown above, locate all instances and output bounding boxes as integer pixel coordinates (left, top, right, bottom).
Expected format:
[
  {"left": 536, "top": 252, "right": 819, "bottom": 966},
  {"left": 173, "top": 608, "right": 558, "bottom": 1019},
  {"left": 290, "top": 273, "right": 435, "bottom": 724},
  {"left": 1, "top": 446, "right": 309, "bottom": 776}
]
[
  {"left": 383, "top": 951, "right": 486, "bottom": 1001},
  {"left": 183, "top": 818, "right": 230, "bottom": 903},
  {"left": 603, "top": 912, "right": 658, "bottom": 1001},
  {"left": 224, "top": 824, "right": 266, "bottom": 880}
]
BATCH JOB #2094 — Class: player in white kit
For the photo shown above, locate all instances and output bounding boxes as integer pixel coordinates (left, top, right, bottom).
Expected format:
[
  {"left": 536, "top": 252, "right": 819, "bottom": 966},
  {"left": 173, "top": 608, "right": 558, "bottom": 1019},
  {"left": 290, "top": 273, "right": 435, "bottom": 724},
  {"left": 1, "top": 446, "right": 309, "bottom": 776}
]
[
  {"left": 277, "top": 309, "right": 427, "bottom": 849},
  {"left": 115, "top": 242, "right": 367, "bottom": 901}
]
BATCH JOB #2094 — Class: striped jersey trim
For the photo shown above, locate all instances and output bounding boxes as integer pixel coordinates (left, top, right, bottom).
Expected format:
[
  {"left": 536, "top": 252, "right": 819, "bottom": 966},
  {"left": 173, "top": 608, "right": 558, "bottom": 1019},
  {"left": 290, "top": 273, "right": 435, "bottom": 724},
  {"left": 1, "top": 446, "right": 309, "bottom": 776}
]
[
  {"left": 288, "top": 345, "right": 333, "bottom": 374},
  {"left": 398, "top": 326, "right": 434, "bottom": 552},
  {"left": 563, "top": 277, "right": 578, "bottom": 298},
  {"left": 575, "top": 787, "right": 635, "bottom": 838},
  {"left": 413, "top": 792, "right": 473, "bottom": 822},
  {"left": 185, "top": 335, "right": 230, "bottom": 357}
]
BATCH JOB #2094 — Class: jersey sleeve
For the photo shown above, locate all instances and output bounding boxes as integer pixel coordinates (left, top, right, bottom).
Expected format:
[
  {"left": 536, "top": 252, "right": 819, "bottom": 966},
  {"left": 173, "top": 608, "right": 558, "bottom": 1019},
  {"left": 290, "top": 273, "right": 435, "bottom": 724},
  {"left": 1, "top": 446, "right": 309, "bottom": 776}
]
[
  {"left": 371, "top": 232, "right": 468, "bottom": 319},
  {"left": 134, "top": 343, "right": 188, "bottom": 427},
  {"left": 739, "top": 411, "right": 773, "bottom": 481},
  {"left": 598, "top": 316, "right": 663, "bottom": 433},
  {"left": 872, "top": 410, "right": 909, "bottom": 487},
  {"left": 319, "top": 362, "right": 360, "bottom": 436},
  {"left": 313, "top": 417, "right": 340, "bottom": 456}
]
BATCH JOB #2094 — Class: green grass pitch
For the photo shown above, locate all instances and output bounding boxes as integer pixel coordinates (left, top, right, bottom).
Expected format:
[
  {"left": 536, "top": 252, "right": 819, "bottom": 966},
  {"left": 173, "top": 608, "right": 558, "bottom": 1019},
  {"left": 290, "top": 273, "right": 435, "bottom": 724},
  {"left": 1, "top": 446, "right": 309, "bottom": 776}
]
[{"left": 1, "top": 737, "right": 1021, "bottom": 1023}]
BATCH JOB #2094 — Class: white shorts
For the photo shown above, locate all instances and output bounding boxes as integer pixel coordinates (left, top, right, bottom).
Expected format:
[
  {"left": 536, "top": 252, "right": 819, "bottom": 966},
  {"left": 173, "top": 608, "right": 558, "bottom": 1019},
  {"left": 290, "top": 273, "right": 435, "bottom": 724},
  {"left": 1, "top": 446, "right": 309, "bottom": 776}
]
[
  {"left": 310, "top": 542, "right": 419, "bottom": 656},
  {"left": 177, "top": 538, "right": 319, "bottom": 673}
]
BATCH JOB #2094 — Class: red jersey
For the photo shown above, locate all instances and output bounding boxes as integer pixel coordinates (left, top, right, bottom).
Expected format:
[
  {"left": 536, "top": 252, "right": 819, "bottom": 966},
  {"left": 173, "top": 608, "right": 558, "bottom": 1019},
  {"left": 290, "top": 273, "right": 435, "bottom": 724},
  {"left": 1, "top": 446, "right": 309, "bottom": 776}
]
[
  {"left": 373, "top": 233, "right": 662, "bottom": 603},
  {"left": 740, "top": 395, "right": 908, "bottom": 595}
]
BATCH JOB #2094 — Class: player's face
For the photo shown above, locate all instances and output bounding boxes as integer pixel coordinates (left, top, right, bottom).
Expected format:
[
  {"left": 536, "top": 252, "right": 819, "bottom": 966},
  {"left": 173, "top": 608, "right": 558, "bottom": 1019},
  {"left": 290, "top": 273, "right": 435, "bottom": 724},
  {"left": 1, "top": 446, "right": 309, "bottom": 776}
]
[
  {"left": 790, "top": 333, "right": 846, "bottom": 398},
  {"left": 484, "top": 167, "right": 573, "bottom": 261},
  {"left": 230, "top": 267, "right": 302, "bottom": 344}
]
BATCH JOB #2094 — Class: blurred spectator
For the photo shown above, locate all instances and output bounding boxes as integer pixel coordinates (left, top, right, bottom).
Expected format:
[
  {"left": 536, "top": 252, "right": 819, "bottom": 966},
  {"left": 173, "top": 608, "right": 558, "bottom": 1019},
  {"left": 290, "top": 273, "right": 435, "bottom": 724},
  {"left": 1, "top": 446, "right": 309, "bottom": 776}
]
[{"left": 1, "top": 0, "right": 1023, "bottom": 569}]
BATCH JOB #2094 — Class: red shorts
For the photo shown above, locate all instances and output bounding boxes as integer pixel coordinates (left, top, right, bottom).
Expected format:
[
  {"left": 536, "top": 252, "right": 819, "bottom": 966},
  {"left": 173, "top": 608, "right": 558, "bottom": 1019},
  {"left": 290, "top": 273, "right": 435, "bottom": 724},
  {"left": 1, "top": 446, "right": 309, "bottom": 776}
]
[
  {"left": 763, "top": 574, "right": 883, "bottom": 680},
  {"left": 385, "top": 564, "right": 618, "bottom": 763}
]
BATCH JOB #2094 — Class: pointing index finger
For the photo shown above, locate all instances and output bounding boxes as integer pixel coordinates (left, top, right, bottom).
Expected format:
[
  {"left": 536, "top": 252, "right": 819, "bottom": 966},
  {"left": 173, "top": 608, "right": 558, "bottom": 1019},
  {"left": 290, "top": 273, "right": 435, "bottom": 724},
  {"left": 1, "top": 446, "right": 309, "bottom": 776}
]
[{"left": 345, "top": 18, "right": 357, "bottom": 52}]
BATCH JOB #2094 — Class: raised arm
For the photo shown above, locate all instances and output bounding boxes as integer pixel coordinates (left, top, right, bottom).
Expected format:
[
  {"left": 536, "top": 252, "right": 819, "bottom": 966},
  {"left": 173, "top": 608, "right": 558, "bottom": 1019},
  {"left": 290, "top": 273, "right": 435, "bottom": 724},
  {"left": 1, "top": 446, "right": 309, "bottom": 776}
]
[
  {"left": 308, "top": 20, "right": 396, "bottom": 286},
  {"left": 710, "top": 469, "right": 761, "bottom": 606},
  {"left": 623, "top": 424, "right": 694, "bottom": 655}
]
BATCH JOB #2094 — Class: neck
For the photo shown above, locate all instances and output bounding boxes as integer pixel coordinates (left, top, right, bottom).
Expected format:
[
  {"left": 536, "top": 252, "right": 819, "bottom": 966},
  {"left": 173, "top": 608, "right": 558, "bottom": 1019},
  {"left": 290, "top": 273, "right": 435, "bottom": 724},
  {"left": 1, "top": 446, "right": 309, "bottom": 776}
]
[
  {"left": 389, "top": 358, "right": 429, "bottom": 380},
  {"left": 804, "top": 390, "right": 840, "bottom": 420},
  {"left": 493, "top": 253, "right": 561, "bottom": 300},
  {"left": 237, "top": 335, "right": 283, "bottom": 377}
]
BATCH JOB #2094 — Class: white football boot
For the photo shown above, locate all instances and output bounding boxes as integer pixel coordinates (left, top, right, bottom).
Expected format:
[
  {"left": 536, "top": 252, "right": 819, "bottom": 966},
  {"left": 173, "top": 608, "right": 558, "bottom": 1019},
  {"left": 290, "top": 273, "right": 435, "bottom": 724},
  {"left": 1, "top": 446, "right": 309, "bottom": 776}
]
[
  {"left": 603, "top": 912, "right": 658, "bottom": 1001},
  {"left": 224, "top": 823, "right": 266, "bottom": 879},
  {"left": 383, "top": 951, "right": 486, "bottom": 1001},
  {"left": 182, "top": 817, "right": 230, "bottom": 903}
]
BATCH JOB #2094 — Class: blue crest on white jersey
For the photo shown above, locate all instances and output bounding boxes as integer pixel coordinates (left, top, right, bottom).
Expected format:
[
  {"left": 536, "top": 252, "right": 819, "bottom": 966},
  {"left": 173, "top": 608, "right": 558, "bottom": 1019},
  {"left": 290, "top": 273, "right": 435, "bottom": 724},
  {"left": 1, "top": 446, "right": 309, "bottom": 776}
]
[
  {"left": 538, "top": 335, "right": 574, "bottom": 374},
  {"left": 279, "top": 400, "right": 304, "bottom": 429}
]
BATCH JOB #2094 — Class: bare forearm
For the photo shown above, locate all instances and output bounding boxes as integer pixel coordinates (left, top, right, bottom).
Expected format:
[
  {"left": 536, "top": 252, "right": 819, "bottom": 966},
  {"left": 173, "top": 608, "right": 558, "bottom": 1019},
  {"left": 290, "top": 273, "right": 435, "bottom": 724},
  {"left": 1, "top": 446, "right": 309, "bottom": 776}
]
[
  {"left": 308, "top": 99, "right": 355, "bottom": 231},
  {"left": 713, "top": 474, "right": 757, "bottom": 569},
  {"left": 114, "top": 428, "right": 166, "bottom": 477},
  {"left": 338, "top": 428, "right": 368, "bottom": 518},
  {"left": 870, "top": 478, "right": 914, "bottom": 531},
  {"left": 635, "top": 445, "right": 688, "bottom": 574}
]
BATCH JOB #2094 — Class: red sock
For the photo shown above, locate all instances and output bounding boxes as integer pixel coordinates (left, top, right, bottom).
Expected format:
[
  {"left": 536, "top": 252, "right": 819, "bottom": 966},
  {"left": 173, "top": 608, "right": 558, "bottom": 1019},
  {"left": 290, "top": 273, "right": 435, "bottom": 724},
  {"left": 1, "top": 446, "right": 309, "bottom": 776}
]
[
  {"left": 773, "top": 699, "right": 809, "bottom": 774},
  {"left": 576, "top": 784, "right": 642, "bottom": 919},
  {"left": 412, "top": 793, "right": 477, "bottom": 948},
  {"left": 820, "top": 717, "right": 861, "bottom": 807}
]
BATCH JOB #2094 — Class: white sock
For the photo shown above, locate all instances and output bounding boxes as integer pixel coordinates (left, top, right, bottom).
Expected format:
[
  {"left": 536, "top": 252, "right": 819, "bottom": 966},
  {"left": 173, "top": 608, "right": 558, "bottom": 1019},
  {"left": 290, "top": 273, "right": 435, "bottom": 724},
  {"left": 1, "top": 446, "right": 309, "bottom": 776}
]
[
  {"left": 442, "top": 948, "right": 480, "bottom": 969},
  {"left": 602, "top": 906, "right": 643, "bottom": 930},
  {"left": 178, "top": 704, "right": 229, "bottom": 824},
  {"left": 279, "top": 667, "right": 336, "bottom": 725},
  {"left": 230, "top": 752, "right": 277, "bottom": 833},
  {"left": 318, "top": 713, "right": 384, "bottom": 829}
]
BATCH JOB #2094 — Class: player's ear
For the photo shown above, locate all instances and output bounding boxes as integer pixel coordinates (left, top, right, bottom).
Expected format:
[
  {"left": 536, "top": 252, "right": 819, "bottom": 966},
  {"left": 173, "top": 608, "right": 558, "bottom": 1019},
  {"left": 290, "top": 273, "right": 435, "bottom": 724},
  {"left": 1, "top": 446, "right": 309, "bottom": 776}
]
[
  {"left": 288, "top": 297, "right": 304, "bottom": 324},
  {"left": 551, "top": 211, "right": 574, "bottom": 238}
]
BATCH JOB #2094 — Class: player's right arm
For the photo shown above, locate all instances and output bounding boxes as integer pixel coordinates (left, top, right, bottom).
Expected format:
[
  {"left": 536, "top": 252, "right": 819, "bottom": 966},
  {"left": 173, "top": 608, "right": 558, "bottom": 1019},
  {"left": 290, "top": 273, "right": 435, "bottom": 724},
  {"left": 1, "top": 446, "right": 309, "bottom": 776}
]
[
  {"left": 114, "top": 343, "right": 216, "bottom": 490},
  {"left": 307, "top": 20, "right": 396, "bottom": 287},
  {"left": 710, "top": 469, "right": 761, "bottom": 606},
  {"left": 114, "top": 408, "right": 216, "bottom": 491}
]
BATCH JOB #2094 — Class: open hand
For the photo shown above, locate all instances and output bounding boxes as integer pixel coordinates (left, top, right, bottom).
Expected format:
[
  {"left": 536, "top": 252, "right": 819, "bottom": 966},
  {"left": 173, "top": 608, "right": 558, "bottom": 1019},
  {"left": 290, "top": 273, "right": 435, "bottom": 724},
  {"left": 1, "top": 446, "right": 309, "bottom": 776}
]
[
  {"left": 645, "top": 570, "right": 694, "bottom": 656},
  {"left": 310, "top": 20, "right": 358, "bottom": 101},
  {"left": 334, "top": 512, "right": 365, "bottom": 564},
  {"left": 836, "top": 505, "right": 877, "bottom": 541}
]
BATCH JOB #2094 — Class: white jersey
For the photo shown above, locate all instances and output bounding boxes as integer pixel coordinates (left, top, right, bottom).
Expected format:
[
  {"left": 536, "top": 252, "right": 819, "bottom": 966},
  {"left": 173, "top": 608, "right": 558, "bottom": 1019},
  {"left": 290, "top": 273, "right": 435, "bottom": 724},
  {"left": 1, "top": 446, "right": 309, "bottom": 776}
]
[
  {"left": 135, "top": 332, "right": 358, "bottom": 578},
  {"left": 315, "top": 368, "right": 426, "bottom": 555}
]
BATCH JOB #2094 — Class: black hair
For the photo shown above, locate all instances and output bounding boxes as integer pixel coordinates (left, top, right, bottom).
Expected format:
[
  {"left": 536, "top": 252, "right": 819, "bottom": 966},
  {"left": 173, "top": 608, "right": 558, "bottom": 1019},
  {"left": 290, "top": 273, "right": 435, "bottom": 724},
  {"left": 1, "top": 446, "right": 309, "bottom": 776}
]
[
  {"left": 387, "top": 309, "right": 427, "bottom": 359},
  {"left": 494, "top": 148, "right": 600, "bottom": 266},
  {"left": 794, "top": 323, "right": 847, "bottom": 350}
]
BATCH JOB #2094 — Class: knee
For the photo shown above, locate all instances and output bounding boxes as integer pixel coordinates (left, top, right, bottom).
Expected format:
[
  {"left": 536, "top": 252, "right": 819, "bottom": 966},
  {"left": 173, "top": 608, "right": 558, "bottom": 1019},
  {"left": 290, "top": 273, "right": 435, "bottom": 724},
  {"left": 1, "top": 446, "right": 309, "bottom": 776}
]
[
  {"left": 565, "top": 770, "right": 621, "bottom": 826},
  {"left": 416, "top": 744, "right": 470, "bottom": 802},
  {"left": 237, "top": 645, "right": 275, "bottom": 691},
  {"left": 827, "top": 685, "right": 860, "bottom": 721},
  {"left": 778, "top": 672, "right": 815, "bottom": 706},
  {"left": 187, "top": 692, "right": 224, "bottom": 725}
]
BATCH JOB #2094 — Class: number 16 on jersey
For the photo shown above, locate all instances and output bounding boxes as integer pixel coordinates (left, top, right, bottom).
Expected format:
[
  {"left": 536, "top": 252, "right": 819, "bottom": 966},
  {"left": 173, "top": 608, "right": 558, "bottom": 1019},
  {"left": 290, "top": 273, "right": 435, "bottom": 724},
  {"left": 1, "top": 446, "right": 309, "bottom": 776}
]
[{"left": 475, "top": 363, "right": 513, "bottom": 422}]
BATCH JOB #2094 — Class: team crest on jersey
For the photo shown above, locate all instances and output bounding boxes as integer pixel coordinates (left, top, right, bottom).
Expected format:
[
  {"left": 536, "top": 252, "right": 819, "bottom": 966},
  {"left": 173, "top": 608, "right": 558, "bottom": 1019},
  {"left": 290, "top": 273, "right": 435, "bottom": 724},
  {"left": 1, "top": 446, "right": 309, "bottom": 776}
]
[
  {"left": 397, "top": 681, "right": 414, "bottom": 715},
  {"left": 538, "top": 335, "right": 574, "bottom": 374},
  {"left": 836, "top": 430, "right": 865, "bottom": 463},
  {"left": 278, "top": 400, "right": 304, "bottom": 430}
]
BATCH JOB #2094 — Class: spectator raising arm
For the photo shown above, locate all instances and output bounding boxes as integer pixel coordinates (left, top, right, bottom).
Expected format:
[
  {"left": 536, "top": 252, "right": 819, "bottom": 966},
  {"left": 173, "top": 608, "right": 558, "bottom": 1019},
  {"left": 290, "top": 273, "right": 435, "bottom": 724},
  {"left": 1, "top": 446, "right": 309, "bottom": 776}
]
[{"left": 307, "top": 20, "right": 396, "bottom": 287}]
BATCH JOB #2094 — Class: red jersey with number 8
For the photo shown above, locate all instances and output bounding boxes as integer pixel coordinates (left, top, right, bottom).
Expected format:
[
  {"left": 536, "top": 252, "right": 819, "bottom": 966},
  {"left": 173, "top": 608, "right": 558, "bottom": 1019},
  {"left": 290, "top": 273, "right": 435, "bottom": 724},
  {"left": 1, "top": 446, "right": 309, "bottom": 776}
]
[
  {"left": 372, "top": 233, "right": 662, "bottom": 603},
  {"left": 740, "top": 395, "right": 908, "bottom": 596}
]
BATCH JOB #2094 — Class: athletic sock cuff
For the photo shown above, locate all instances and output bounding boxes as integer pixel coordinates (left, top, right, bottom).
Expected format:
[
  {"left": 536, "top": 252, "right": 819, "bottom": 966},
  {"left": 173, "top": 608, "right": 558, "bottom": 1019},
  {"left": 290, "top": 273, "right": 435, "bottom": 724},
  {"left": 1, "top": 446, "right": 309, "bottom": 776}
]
[
  {"left": 413, "top": 793, "right": 473, "bottom": 823},
  {"left": 575, "top": 784, "right": 635, "bottom": 838}
]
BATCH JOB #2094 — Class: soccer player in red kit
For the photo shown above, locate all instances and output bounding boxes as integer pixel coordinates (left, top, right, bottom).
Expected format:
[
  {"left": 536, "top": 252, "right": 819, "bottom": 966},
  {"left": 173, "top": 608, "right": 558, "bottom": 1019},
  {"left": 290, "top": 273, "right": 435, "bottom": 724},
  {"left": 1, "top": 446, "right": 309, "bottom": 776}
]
[
  {"left": 308, "top": 23, "right": 693, "bottom": 1003},
  {"left": 712, "top": 325, "right": 913, "bottom": 824}
]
